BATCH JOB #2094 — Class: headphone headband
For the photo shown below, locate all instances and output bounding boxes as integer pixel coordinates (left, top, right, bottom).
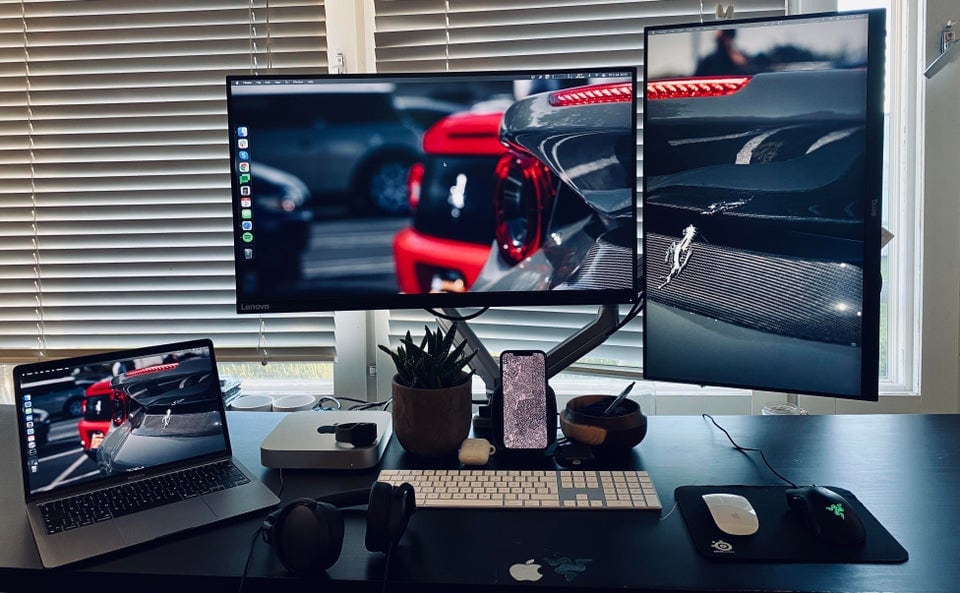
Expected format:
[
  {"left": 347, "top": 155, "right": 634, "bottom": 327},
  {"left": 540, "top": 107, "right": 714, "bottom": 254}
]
[
  {"left": 262, "top": 488, "right": 369, "bottom": 540},
  {"left": 315, "top": 488, "right": 372, "bottom": 509},
  {"left": 262, "top": 481, "right": 416, "bottom": 574}
]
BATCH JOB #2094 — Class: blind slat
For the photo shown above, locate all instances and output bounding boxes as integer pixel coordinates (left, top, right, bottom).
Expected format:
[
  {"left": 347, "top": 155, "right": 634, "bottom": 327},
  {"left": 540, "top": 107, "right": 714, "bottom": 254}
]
[
  {"left": 0, "top": 0, "right": 331, "bottom": 361},
  {"left": 375, "top": 0, "right": 783, "bottom": 371}
]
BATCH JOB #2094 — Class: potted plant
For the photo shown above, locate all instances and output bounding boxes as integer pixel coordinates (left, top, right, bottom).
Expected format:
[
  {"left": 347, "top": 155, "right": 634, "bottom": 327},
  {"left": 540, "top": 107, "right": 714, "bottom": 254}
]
[{"left": 379, "top": 324, "right": 476, "bottom": 457}]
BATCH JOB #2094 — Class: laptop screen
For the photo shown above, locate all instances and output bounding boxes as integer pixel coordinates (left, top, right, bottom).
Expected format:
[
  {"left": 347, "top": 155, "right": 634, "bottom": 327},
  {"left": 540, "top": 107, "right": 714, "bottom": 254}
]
[{"left": 14, "top": 339, "right": 231, "bottom": 498}]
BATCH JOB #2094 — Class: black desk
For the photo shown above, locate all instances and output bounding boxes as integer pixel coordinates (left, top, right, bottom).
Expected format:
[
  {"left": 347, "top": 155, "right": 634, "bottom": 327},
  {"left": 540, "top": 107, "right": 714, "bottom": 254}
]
[{"left": 1, "top": 407, "right": 958, "bottom": 592}]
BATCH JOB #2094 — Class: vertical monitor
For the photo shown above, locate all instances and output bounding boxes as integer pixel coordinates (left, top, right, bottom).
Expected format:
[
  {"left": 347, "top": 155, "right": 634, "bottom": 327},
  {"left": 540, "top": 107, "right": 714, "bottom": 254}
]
[
  {"left": 226, "top": 68, "right": 638, "bottom": 314},
  {"left": 642, "top": 11, "right": 885, "bottom": 400}
]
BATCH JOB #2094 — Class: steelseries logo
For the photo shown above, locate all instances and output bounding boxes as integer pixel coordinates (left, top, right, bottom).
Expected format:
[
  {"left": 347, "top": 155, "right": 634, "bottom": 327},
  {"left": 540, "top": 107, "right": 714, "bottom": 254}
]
[
  {"left": 711, "top": 540, "right": 735, "bottom": 554},
  {"left": 241, "top": 303, "right": 271, "bottom": 311}
]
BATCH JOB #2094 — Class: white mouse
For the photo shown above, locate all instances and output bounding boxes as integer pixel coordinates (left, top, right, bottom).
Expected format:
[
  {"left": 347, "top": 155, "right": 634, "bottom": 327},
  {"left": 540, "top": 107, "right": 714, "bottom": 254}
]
[{"left": 701, "top": 493, "right": 759, "bottom": 536}]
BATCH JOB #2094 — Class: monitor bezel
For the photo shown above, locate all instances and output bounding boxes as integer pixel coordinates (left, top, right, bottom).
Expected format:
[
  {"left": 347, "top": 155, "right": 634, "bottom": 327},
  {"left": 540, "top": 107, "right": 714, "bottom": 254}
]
[
  {"left": 225, "top": 67, "right": 640, "bottom": 315},
  {"left": 13, "top": 338, "right": 232, "bottom": 501},
  {"left": 640, "top": 10, "right": 886, "bottom": 401}
]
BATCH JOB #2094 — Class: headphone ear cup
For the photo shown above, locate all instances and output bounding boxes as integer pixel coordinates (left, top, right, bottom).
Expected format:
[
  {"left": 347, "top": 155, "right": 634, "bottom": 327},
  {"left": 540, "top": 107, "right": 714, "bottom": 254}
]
[
  {"left": 365, "top": 481, "right": 416, "bottom": 553},
  {"left": 270, "top": 499, "right": 345, "bottom": 574}
]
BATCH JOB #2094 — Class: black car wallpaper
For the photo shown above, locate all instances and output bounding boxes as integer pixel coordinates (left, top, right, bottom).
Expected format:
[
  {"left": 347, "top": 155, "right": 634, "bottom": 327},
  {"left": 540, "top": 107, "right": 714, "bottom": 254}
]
[
  {"left": 227, "top": 70, "right": 638, "bottom": 314},
  {"left": 642, "top": 13, "right": 883, "bottom": 399},
  {"left": 22, "top": 348, "right": 229, "bottom": 495}
]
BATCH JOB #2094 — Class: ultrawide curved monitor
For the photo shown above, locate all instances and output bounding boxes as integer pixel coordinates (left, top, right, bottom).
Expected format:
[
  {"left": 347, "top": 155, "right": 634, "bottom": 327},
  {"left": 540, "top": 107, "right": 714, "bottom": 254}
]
[
  {"left": 226, "top": 68, "right": 638, "bottom": 314},
  {"left": 641, "top": 10, "right": 885, "bottom": 400}
]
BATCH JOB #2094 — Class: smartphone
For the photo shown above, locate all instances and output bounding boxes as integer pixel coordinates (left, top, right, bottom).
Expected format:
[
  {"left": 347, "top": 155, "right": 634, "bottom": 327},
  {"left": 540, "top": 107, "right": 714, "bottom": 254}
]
[{"left": 499, "top": 350, "right": 552, "bottom": 451}]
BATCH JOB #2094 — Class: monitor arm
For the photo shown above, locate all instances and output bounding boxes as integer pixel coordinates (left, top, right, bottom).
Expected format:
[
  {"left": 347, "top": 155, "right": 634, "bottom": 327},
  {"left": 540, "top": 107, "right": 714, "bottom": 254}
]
[{"left": 438, "top": 304, "right": 622, "bottom": 397}]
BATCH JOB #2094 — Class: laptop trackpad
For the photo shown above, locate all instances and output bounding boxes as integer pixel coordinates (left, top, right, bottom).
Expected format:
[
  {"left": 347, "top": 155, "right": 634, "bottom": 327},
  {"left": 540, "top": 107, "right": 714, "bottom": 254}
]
[{"left": 116, "top": 498, "right": 215, "bottom": 546}]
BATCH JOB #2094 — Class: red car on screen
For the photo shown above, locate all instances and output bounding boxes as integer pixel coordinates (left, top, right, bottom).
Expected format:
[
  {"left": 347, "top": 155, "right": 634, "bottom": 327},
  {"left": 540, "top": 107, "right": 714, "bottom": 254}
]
[
  {"left": 77, "top": 378, "right": 121, "bottom": 460},
  {"left": 393, "top": 110, "right": 505, "bottom": 293},
  {"left": 473, "top": 79, "right": 637, "bottom": 293}
]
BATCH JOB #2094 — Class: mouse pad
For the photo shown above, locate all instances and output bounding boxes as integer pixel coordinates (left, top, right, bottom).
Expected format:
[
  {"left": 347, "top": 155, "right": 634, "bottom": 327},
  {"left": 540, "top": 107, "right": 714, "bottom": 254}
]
[{"left": 676, "top": 486, "right": 908, "bottom": 563}]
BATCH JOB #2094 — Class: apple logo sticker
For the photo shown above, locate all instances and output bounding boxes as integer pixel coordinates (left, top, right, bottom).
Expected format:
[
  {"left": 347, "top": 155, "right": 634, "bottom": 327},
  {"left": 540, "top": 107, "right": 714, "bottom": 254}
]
[{"left": 509, "top": 559, "right": 544, "bottom": 582}]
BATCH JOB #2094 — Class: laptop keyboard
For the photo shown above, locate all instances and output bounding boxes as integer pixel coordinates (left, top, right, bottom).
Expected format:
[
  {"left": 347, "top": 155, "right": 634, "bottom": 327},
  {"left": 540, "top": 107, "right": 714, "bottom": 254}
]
[{"left": 38, "top": 460, "right": 249, "bottom": 535}]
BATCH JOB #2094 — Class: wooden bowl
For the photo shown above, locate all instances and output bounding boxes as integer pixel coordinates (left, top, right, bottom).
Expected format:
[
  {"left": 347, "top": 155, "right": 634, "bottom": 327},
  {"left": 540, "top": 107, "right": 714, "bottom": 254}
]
[{"left": 560, "top": 395, "right": 647, "bottom": 453}]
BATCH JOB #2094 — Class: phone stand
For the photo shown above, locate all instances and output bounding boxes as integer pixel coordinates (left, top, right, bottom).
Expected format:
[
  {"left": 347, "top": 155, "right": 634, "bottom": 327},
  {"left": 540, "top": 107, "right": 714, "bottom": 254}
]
[
  {"left": 438, "top": 304, "right": 622, "bottom": 396},
  {"left": 489, "top": 384, "right": 558, "bottom": 454}
]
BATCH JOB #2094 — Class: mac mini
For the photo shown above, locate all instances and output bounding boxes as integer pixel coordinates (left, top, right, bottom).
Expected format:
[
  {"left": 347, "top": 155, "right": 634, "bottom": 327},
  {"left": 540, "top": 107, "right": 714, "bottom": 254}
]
[{"left": 260, "top": 410, "right": 393, "bottom": 469}]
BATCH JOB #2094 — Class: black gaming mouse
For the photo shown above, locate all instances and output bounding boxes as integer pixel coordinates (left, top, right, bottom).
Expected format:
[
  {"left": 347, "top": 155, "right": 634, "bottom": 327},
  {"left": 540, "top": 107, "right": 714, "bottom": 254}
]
[{"left": 785, "top": 486, "right": 866, "bottom": 545}]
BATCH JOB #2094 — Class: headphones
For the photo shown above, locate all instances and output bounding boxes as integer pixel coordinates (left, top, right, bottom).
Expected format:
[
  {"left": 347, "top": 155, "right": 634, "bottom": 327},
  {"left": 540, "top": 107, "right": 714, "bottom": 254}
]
[{"left": 262, "top": 481, "right": 416, "bottom": 575}]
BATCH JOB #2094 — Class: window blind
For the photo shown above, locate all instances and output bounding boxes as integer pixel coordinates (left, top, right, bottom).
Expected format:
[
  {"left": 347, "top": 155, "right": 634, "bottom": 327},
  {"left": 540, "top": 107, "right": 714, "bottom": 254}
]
[
  {"left": 0, "top": 0, "right": 332, "bottom": 363},
  {"left": 373, "top": 0, "right": 787, "bottom": 72},
  {"left": 374, "top": 0, "right": 786, "bottom": 370}
]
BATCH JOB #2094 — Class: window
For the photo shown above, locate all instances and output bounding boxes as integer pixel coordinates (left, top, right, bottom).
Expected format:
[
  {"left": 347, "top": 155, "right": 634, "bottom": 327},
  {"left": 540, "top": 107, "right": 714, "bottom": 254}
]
[
  {"left": 0, "top": 1, "right": 926, "bottom": 413},
  {"left": 365, "top": 0, "right": 923, "bottom": 412},
  {"left": 0, "top": 1, "right": 333, "bottom": 390},
  {"left": 836, "top": 0, "right": 920, "bottom": 397},
  {"left": 372, "top": 0, "right": 786, "bottom": 377}
]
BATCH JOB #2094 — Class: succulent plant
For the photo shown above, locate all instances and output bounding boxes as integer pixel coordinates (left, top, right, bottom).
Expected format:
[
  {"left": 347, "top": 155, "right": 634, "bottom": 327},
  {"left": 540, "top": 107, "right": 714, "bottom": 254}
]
[{"left": 378, "top": 324, "right": 476, "bottom": 389}]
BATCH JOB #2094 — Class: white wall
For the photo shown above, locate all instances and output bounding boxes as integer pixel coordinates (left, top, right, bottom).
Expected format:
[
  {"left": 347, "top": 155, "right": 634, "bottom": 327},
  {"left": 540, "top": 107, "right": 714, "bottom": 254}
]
[{"left": 920, "top": 0, "right": 960, "bottom": 412}]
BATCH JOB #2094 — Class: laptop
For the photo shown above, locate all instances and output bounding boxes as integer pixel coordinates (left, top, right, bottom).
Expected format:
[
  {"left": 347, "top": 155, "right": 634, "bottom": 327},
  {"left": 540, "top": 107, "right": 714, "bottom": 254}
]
[{"left": 13, "top": 338, "right": 280, "bottom": 568}]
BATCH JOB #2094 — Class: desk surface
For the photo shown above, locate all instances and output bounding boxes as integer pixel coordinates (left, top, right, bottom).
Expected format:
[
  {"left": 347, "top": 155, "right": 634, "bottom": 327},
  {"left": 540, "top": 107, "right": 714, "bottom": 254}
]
[{"left": 1, "top": 406, "right": 958, "bottom": 593}]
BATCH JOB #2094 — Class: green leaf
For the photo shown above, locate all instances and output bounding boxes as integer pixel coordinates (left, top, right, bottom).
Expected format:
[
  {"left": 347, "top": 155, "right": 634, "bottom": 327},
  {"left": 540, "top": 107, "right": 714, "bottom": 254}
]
[{"left": 379, "top": 323, "right": 476, "bottom": 389}]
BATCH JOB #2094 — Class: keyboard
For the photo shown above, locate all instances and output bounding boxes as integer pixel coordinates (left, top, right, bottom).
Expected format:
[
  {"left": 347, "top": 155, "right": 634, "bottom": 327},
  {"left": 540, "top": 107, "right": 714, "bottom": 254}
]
[
  {"left": 38, "top": 460, "right": 249, "bottom": 535},
  {"left": 376, "top": 469, "right": 661, "bottom": 510}
]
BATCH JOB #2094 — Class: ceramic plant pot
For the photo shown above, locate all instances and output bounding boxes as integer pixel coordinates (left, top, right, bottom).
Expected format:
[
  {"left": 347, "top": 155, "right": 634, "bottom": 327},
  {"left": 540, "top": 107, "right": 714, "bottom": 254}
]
[{"left": 391, "top": 375, "right": 472, "bottom": 458}]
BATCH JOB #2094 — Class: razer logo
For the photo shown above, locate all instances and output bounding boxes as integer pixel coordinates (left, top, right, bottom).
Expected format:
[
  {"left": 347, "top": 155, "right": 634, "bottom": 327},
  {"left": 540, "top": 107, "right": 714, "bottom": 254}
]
[
  {"left": 545, "top": 556, "right": 593, "bottom": 582},
  {"left": 826, "top": 503, "right": 846, "bottom": 519}
]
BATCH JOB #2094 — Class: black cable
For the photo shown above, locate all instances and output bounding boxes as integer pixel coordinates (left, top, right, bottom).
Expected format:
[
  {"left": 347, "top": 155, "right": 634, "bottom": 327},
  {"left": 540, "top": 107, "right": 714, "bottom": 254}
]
[
  {"left": 238, "top": 525, "right": 263, "bottom": 593},
  {"left": 702, "top": 413, "right": 798, "bottom": 488},
  {"left": 616, "top": 288, "right": 645, "bottom": 328},
  {"left": 275, "top": 467, "right": 285, "bottom": 499},
  {"left": 618, "top": 270, "right": 645, "bottom": 327},
  {"left": 615, "top": 304, "right": 641, "bottom": 331},
  {"left": 316, "top": 395, "right": 343, "bottom": 410},
  {"left": 310, "top": 395, "right": 392, "bottom": 412},
  {"left": 381, "top": 542, "right": 395, "bottom": 593},
  {"left": 239, "top": 468, "right": 286, "bottom": 593},
  {"left": 333, "top": 396, "right": 369, "bottom": 405},
  {"left": 348, "top": 400, "right": 391, "bottom": 411},
  {"left": 425, "top": 306, "right": 489, "bottom": 321}
]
